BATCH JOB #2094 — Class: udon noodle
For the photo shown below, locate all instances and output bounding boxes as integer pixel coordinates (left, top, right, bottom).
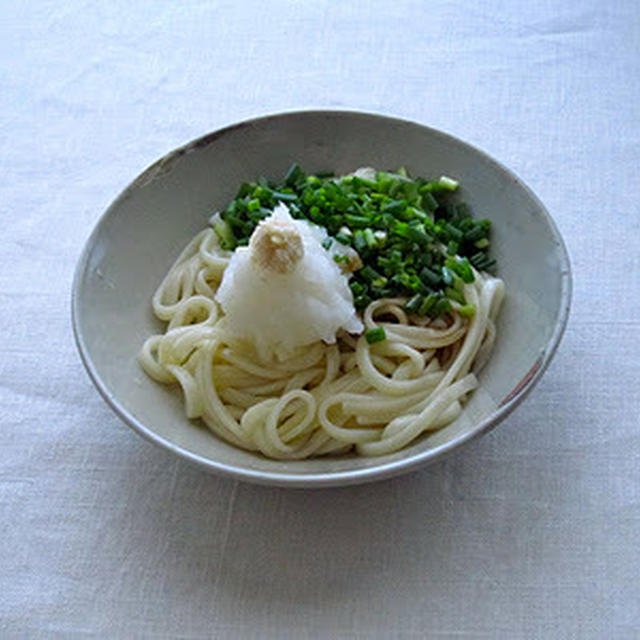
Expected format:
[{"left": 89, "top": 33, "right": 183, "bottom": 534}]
[{"left": 139, "top": 223, "right": 504, "bottom": 458}]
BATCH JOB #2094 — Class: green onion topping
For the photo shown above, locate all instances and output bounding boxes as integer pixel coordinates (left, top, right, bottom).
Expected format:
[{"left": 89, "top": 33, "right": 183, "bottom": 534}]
[
  {"left": 210, "top": 164, "right": 497, "bottom": 318},
  {"left": 364, "top": 327, "right": 387, "bottom": 344}
]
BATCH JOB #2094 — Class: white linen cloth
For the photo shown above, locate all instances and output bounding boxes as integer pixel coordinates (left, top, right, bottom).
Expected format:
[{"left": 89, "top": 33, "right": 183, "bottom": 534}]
[{"left": 1, "top": 1, "right": 639, "bottom": 637}]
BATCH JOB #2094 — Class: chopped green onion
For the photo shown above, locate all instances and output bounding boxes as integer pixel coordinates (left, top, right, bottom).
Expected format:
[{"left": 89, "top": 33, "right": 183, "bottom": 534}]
[
  {"left": 438, "top": 176, "right": 459, "bottom": 190},
  {"left": 445, "top": 287, "right": 466, "bottom": 304},
  {"left": 420, "top": 266, "right": 441, "bottom": 287},
  {"left": 373, "top": 230, "right": 387, "bottom": 245},
  {"left": 210, "top": 214, "right": 236, "bottom": 250},
  {"left": 363, "top": 228, "right": 377, "bottom": 248},
  {"left": 463, "top": 225, "right": 487, "bottom": 243},
  {"left": 445, "top": 256, "right": 475, "bottom": 283},
  {"left": 421, "top": 192, "right": 439, "bottom": 212},
  {"left": 382, "top": 199, "right": 407, "bottom": 214},
  {"left": 345, "top": 214, "right": 371, "bottom": 228},
  {"left": 444, "top": 223, "right": 464, "bottom": 242},
  {"left": 236, "top": 182, "right": 253, "bottom": 198},
  {"left": 353, "top": 230, "right": 367, "bottom": 251},
  {"left": 441, "top": 266, "right": 456, "bottom": 286},
  {"left": 404, "top": 224, "right": 431, "bottom": 245},
  {"left": 364, "top": 327, "right": 387, "bottom": 344},
  {"left": 418, "top": 294, "right": 438, "bottom": 316},
  {"left": 405, "top": 294, "right": 423, "bottom": 313},
  {"left": 360, "top": 265, "right": 383, "bottom": 283},
  {"left": 470, "top": 252, "right": 496, "bottom": 272},
  {"left": 272, "top": 190, "right": 298, "bottom": 202},
  {"left": 434, "top": 297, "right": 452, "bottom": 316},
  {"left": 457, "top": 304, "right": 476, "bottom": 318},
  {"left": 284, "top": 163, "right": 305, "bottom": 187},
  {"left": 354, "top": 294, "right": 372, "bottom": 309}
]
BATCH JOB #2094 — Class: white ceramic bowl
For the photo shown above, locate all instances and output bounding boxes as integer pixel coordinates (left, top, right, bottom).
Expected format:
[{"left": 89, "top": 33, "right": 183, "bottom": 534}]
[{"left": 72, "top": 110, "right": 571, "bottom": 488}]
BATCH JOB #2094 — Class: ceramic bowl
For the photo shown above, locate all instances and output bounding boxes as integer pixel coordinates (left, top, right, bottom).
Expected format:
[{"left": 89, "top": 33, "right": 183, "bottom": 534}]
[{"left": 72, "top": 110, "right": 571, "bottom": 487}]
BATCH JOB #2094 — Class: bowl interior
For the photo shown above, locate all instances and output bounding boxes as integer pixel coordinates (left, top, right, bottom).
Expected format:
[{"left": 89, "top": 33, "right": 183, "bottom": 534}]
[{"left": 73, "top": 111, "right": 570, "bottom": 486}]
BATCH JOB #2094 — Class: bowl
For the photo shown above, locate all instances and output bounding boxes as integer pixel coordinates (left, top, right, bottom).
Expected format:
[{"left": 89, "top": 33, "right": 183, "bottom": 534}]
[{"left": 72, "top": 110, "right": 571, "bottom": 488}]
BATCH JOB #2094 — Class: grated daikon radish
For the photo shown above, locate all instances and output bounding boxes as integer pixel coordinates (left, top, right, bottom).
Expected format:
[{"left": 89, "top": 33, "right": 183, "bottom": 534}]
[{"left": 216, "top": 203, "right": 363, "bottom": 359}]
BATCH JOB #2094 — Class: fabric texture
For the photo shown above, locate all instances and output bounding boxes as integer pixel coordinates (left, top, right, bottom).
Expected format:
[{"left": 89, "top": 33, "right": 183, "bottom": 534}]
[{"left": 1, "top": 1, "right": 639, "bottom": 637}]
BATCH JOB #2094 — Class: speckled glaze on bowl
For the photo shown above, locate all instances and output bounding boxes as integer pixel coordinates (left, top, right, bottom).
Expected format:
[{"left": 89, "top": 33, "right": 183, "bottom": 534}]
[{"left": 72, "top": 110, "right": 571, "bottom": 488}]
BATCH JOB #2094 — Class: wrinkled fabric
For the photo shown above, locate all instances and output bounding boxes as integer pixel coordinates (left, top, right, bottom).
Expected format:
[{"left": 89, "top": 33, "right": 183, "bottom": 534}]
[{"left": 1, "top": 1, "right": 639, "bottom": 637}]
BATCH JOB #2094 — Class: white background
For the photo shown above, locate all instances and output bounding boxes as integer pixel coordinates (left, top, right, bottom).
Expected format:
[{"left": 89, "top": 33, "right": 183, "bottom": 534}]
[{"left": 2, "top": 2, "right": 639, "bottom": 637}]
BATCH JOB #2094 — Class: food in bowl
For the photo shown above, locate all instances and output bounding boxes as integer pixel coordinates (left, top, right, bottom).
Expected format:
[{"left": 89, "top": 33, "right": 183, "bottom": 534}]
[{"left": 138, "top": 164, "right": 505, "bottom": 459}]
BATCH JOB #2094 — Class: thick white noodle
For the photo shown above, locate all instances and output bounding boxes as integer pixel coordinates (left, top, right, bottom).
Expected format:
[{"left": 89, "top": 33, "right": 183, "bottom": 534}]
[{"left": 138, "top": 228, "right": 504, "bottom": 458}]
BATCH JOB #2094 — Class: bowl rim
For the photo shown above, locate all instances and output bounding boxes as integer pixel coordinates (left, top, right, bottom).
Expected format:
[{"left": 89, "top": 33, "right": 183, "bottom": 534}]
[{"left": 71, "top": 108, "right": 572, "bottom": 488}]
